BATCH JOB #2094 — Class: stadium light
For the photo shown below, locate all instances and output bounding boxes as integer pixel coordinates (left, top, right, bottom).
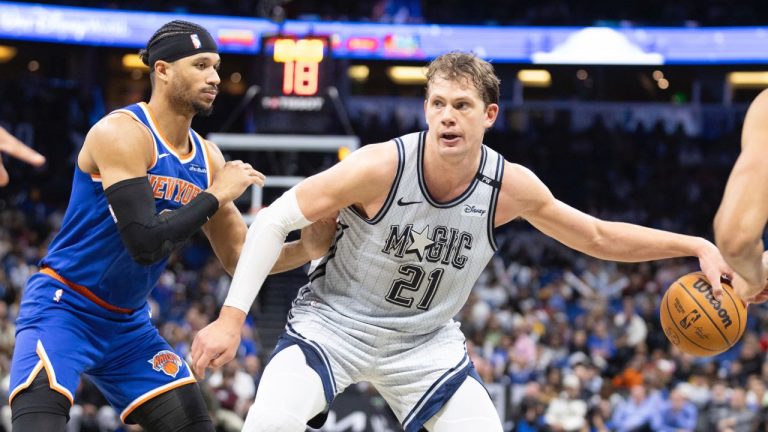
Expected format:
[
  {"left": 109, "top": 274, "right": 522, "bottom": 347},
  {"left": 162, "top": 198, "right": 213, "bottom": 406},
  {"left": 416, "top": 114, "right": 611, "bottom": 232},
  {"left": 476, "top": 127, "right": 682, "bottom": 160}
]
[
  {"left": 517, "top": 69, "right": 551, "bottom": 87},
  {"left": 348, "top": 65, "right": 369, "bottom": 82},
  {"left": 387, "top": 66, "right": 427, "bottom": 84},
  {"left": 122, "top": 54, "right": 149, "bottom": 70},
  {"left": 0, "top": 46, "right": 17, "bottom": 63},
  {"left": 728, "top": 72, "right": 768, "bottom": 88}
]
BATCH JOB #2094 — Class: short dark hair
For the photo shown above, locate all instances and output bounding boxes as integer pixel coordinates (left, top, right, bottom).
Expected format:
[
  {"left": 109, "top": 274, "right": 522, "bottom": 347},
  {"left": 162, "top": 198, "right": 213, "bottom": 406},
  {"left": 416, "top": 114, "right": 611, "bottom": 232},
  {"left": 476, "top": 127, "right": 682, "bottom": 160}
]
[
  {"left": 425, "top": 52, "right": 500, "bottom": 106},
  {"left": 138, "top": 20, "right": 212, "bottom": 66}
]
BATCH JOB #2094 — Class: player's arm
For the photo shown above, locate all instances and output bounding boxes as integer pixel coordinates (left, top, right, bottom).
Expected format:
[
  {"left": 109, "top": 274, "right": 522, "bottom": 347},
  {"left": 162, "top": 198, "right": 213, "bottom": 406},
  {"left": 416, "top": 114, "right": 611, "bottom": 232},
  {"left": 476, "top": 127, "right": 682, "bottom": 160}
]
[
  {"left": 191, "top": 142, "right": 396, "bottom": 375},
  {"left": 0, "top": 126, "right": 45, "bottom": 186},
  {"left": 495, "top": 162, "right": 731, "bottom": 294},
  {"left": 714, "top": 89, "right": 768, "bottom": 299},
  {"left": 200, "top": 140, "right": 335, "bottom": 275},
  {"left": 83, "top": 114, "right": 262, "bottom": 266}
]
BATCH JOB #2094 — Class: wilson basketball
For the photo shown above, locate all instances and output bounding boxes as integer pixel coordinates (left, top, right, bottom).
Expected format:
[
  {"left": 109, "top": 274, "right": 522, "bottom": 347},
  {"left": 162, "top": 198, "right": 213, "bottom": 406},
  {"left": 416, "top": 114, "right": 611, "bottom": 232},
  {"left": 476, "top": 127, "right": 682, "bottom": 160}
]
[{"left": 660, "top": 272, "right": 747, "bottom": 356}]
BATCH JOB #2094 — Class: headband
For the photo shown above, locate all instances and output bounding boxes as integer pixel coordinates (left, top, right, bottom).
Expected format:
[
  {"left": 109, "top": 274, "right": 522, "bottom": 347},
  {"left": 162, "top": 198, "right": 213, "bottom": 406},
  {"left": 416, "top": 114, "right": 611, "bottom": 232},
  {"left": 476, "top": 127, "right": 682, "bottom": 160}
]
[{"left": 147, "top": 30, "right": 218, "bottom": 67}]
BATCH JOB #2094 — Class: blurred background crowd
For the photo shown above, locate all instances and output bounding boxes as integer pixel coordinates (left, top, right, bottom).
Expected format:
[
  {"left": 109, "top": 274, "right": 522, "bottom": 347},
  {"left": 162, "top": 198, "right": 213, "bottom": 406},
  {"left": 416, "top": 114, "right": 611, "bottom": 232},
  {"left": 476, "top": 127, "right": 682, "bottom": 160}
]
[{"left": 2, "top": 0, "right": 768, "bottom": 431}]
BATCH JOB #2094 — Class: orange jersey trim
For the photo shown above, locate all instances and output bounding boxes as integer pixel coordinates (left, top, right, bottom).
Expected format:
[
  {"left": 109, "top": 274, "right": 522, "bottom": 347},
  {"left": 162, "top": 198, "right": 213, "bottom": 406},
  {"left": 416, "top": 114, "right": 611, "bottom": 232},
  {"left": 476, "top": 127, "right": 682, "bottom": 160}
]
[
  {"left": 139, "top": 102, "right": 196, "bottom": 163},
  {"left": 197, "top": 132, "right": 214, "bottom": 188},
  {"left": 40, "top": 267, "right": 134, "bottom": 314},
  {"left": 107, "top": 109, "right": 160, "bottom": 171},
  {"left": 120, "top": 376, "right": 197, "bottom": 423}
]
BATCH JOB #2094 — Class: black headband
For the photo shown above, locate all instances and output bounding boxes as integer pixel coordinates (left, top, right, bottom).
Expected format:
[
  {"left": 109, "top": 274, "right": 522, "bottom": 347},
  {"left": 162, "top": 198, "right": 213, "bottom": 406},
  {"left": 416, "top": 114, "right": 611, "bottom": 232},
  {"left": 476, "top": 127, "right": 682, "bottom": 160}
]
[{"left": 147, "top": 30, "right": 218, "bottom": 67}]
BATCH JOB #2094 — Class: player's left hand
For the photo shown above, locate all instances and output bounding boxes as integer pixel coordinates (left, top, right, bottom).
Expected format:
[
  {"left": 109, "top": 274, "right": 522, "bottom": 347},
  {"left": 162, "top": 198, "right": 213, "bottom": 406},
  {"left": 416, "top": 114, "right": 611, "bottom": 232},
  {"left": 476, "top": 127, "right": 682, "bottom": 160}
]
[
  {"left": 300, "top": 213, "right": 338, "bottom": 260},
  {"left": 190, "top": 307, "right": 243, "bottom": 376},
  {"left": 0, "top": 126, "right": 45, "bottom": 186},
  {"left": 696, "top": 239, "right": 733, "bottom": 301}
]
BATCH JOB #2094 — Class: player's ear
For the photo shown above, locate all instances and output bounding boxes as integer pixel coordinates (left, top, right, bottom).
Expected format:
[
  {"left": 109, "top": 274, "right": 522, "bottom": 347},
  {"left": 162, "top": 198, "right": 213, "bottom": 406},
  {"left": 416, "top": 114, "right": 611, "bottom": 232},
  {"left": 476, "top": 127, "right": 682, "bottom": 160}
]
[
  {"left": 154, "top": 60, "right": 171, "bottom": 84},
  {"left": 484, "top": 103, "right": 499, "bottom": 128}
]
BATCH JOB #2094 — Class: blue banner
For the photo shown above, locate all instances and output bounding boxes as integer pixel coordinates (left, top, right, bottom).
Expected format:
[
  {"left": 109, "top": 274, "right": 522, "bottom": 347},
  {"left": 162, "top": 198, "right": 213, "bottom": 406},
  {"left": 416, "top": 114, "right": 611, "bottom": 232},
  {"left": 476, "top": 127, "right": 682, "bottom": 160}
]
[{"left": 1, "top": 1, "right": 768, "bottom": 64}]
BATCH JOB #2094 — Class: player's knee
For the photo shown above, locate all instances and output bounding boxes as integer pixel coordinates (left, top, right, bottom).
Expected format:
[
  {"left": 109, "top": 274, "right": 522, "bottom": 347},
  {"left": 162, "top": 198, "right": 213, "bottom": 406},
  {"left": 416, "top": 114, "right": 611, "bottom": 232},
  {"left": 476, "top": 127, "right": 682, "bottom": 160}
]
[
  {"left": 244, "top": 404, "right": 306, "bottom": 432},
  {"left": 126, "top": 383, "right": 213, "bottom": 432}
]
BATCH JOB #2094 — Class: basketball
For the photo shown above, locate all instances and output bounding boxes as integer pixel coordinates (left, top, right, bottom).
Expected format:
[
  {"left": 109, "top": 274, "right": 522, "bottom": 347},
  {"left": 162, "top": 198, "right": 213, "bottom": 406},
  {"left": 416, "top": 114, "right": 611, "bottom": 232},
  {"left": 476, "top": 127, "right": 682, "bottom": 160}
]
[{"left": 660, "top": 272, "right": 747, "bottom": 356}]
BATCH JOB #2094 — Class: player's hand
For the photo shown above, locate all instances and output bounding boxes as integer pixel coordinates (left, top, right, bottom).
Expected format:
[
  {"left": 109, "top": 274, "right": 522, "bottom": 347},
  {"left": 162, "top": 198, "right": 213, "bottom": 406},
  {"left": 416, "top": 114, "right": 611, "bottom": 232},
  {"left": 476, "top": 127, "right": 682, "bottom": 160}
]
[
  {"left": 207, "top": 160, "right": 265, "bottom": 205},
  {"left": 696, "top": 239, "right": 733, "bottom": 301},
  {"left": 733, "top": 275, "right": 768, "bottom": 305},
  {"left": 190, "top": 306, "right": 245, "bottom": 376},
  {"left": 749, "top": 252, "right": 768, "bottom": 303},
  {"left": 0, "top": 126, "right": 45, "bottom": 186},
  {"left": 300, "top": 213, "right": 338, "bottom": 260},
  {"left": 727, "top": 251, "right": 768, "bottom": 304}
]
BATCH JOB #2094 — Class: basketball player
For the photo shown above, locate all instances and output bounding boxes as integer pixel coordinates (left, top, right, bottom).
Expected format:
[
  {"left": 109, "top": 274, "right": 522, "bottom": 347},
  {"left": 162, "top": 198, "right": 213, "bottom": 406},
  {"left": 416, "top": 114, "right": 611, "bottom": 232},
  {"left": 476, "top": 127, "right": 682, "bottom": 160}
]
[
  {"left": 0, "top": 126, "right": 45, "bottom": 186},
  {"left": 715, "top": 89, "right": 768, "bottom": 304},
  {"left": 8, "top": 21, "right": 333, "bottom": 432},
  {"left": 192, "top": 52, "right": 732, "bottom": 431}
]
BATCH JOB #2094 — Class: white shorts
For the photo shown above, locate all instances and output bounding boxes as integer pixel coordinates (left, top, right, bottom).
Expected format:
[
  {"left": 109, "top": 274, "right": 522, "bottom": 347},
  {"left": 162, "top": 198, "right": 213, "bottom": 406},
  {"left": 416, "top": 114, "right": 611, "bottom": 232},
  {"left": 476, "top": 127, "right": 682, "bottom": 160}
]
[{"left": 274, "top": 304, "right": 483, "bottom": 432}]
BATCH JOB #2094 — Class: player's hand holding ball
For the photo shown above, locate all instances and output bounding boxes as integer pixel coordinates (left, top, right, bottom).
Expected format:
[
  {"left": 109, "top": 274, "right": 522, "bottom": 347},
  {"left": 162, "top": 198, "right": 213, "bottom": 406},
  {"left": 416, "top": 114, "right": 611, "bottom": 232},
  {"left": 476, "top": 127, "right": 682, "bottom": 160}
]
[{"left": 661, "top": 272, "right": 747, "bottom": 356}]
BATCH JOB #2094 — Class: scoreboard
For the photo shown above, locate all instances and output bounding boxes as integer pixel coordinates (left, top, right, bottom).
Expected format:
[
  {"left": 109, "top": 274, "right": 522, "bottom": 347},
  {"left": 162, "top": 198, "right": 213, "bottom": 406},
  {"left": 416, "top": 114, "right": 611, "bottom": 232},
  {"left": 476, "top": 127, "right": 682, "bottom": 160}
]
[{"left": 259, "top": 35, "right": 335, "bottom": 114}]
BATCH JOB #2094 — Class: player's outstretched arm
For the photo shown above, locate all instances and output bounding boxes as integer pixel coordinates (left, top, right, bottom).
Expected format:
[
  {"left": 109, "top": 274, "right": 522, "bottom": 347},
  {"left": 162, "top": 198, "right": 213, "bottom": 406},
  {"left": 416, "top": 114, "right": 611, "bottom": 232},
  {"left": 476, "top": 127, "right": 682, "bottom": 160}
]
[
  {"left": 0, "top": 126, "right": 45, "bottom": 186},
  {"left": 715, "top": 90, "right": 768, "bottom": 301},
  {"left": 190, "top": 142, "right": 397, "bottom": 376},
  {"left": 201, "top": 140, "right": 336, "bottom": 275},
  {"left": 495, "top": 162, "right": 732, "bottom": 297}
]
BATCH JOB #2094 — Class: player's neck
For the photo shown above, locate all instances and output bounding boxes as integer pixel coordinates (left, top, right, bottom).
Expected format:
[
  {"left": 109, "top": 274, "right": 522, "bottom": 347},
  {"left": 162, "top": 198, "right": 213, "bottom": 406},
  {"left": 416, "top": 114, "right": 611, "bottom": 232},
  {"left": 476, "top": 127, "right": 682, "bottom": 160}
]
[
  {"left": 422, "top": 138, "right": 482, "bottom": 201},
  {"left": 146, "top": 98, "right": 194, "bottom": 153}
]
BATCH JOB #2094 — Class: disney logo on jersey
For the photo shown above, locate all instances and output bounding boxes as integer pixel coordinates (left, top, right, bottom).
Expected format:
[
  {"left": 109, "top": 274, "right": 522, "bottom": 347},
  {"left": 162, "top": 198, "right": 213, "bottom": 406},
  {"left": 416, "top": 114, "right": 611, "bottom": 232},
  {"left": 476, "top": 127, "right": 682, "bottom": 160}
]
[
  {"left": 463, "top": 204, "right": 487, "bottom": 217},
  {"left": 381, "top": 224, "right": 472, "bottom": 269},
  {"left": 149, "top": 174, "right": 202, "bottom": 205},
  {"left": 149, "top": 350, "right": 183, "bottom": 378}
]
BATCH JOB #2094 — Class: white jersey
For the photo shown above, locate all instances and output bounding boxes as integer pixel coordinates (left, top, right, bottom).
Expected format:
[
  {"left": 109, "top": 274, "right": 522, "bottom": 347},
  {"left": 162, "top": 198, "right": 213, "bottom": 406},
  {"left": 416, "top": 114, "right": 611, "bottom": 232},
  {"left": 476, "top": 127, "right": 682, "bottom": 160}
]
[{"left": 296, "top": 131, "right": 504, "bottom": 334}]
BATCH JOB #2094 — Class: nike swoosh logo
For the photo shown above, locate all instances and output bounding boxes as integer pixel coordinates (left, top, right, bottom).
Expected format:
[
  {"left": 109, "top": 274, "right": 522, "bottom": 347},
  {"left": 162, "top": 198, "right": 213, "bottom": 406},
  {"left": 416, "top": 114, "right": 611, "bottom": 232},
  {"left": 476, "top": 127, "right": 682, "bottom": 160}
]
[
  {"left": 397, "top": 198, "right": 422, "bottom": 206},
  {"left": 158, "top": 153, "right": 172, "bottom": 159}
]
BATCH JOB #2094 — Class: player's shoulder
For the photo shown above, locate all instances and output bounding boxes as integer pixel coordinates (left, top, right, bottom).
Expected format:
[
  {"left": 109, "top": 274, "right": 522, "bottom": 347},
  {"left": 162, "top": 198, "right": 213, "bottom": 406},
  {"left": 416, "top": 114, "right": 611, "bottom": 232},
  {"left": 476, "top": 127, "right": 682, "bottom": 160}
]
[
  {"left": 753, "top": 88, "right": 768, "bottom": 107},
  {"left": 499, "top": 161, "right": 549, "bottom": 201},
  {"left": 201, "top": 138, "right": 225, "bottom": 161},
  {"left": 87, "top": 111, "right": 150, "bottom": 145},
  {"left": 346, "top": 141, "right": 399, "bottom": 167},
  {"left": 328, "top": 141, "right": 400, "bottom": 185},
  {"left": 501, "top": 161, "right": 538, "bottom": 185}
]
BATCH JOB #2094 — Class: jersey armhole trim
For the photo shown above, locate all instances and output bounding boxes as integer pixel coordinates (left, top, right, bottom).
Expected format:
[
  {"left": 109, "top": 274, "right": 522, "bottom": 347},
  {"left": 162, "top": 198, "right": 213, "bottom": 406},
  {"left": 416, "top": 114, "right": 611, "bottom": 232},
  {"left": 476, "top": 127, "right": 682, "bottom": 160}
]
[
  {"left": 105, "top": 109, "right": 159, "bottom": 171},
  {"left": 348, "top": 138, "right": 405, "bottom": 225},
  {"left": 197, "top": 132, "right": 215, "bottom": 188},
  {"left": 487, "top": 154, "right": 505, "bottom": 252}
]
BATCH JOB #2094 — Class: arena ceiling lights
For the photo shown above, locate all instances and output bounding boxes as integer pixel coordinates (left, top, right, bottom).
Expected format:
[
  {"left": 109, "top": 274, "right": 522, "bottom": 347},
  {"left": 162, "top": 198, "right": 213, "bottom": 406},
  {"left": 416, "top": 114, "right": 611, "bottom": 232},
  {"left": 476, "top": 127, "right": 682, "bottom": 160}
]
[
  {"left": 0, "top": 45, "right": 15, "bottom": 63},
  {"left": 517, "top": 70, "right": 551, "bottom": 87},
  {"left": 727, "top": 72, "right": 768, "bottom": 88},
  {"left": 387, "top": 66, "right": 427, "bottom": 85}
]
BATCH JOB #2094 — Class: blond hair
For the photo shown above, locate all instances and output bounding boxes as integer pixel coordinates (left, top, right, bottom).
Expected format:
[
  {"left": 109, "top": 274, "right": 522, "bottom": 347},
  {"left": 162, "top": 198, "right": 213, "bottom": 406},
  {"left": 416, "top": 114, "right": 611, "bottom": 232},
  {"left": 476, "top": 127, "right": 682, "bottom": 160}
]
[{"left": 425, "top": 52, "right": 500, "bottom": 106}]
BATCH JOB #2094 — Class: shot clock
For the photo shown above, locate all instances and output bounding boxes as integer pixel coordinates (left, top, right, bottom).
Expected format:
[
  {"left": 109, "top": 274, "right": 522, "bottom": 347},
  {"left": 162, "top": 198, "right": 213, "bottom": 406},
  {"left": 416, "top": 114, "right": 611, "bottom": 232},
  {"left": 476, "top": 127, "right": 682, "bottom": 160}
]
[
  {"left": 255, "top": 35, "right": 341, "bottom": 133},
  {"left": 259, "top": 35, "right": 335, "bottom": 111}
]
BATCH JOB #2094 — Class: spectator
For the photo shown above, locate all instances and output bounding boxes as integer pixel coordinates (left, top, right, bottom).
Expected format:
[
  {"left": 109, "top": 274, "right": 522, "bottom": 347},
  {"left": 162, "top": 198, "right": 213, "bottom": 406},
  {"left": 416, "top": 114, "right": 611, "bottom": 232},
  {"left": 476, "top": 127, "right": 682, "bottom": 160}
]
[
  {"left": 610, "top": 384, "right": 658, "bottom": 432},
  {"left": 544, "top": 374, "right": 588, "bottom": 432},
  {"left": 715, "top": 388, "right": 757, "bottom": 432},
  {"left": 651, "top": 387, "right": 697, "bottom": 432}
]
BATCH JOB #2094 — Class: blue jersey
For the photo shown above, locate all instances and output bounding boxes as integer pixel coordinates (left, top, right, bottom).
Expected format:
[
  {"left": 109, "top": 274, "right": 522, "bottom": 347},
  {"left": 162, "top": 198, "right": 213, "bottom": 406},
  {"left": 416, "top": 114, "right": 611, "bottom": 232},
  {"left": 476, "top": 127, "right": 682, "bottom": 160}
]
[{"left": 41, "top": 102, "right": 214, "bottom": 311}]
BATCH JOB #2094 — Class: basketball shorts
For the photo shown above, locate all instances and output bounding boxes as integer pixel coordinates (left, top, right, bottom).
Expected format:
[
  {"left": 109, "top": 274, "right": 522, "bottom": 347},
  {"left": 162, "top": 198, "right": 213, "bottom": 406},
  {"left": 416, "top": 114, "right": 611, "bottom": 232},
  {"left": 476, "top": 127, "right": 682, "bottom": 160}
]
[
  {"left": 9, "top": 273, "right": 196, "bottom": 423},
  {"left": 273, "top": 304, "right": 483, "bottom": 432}
]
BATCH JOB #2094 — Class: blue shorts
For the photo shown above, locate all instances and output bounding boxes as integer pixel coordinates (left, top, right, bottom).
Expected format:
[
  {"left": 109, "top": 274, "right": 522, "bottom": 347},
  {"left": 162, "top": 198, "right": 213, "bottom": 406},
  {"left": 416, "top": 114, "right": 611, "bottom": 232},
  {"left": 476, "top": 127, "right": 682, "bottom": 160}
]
[{"left": 10, "top": 273, "right": 196, "bottom": 423}]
